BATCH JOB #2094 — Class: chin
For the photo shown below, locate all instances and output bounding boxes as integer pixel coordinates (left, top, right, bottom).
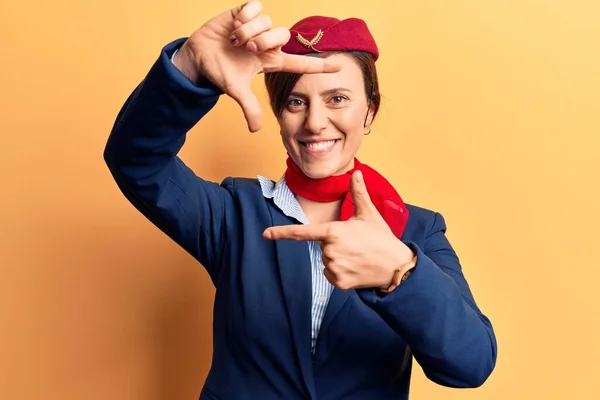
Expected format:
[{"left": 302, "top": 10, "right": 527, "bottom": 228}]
[
  {"left": 303, "top": 169, "right": 333, "bottom": 180},
  {"left": 300, "top": 159, "right": 349, "bottom": 179}
]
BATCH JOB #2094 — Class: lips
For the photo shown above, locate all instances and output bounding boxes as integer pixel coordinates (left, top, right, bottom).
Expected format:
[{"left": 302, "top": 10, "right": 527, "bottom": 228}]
[
  {"left": 300, "top": 139, "right": 338, "bottom": 150},
  {"left": 298, "top": 139, "right": 341, "bottom": 157}
]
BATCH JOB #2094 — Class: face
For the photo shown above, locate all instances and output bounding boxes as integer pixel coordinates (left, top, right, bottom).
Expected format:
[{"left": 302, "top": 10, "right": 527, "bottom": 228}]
[{"left": 278, "top": 53, "right": 374, "bottom": 179}]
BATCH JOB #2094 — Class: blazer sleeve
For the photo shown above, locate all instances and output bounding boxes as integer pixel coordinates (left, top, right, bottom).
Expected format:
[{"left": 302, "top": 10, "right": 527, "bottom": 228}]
[
  {"left": 357, "top": 212, "right": 498, "bottom": 388},
  {"left": 103, "top": 38, "right": 235, "bottom": 284}
]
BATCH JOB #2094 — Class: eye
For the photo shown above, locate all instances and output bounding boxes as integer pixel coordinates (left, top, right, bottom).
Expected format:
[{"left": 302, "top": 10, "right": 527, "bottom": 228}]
[
  {"left": 331, "top": 95, "right": 348, "bottom": 104},
  {"left": 286, "top": 98, "right": 306, "bottom": 108}
]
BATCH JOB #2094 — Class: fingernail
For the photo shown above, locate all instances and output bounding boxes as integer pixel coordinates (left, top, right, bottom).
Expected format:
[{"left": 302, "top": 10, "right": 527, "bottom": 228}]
[
  {"left": 355, "top": 170, "right": 363, "bottom": 183},
  {"left": 230, "top": 33, "right": 239, "bottom": 45},
  {"left": 233, "top": 19, "right": 243, "bottom": 29},
  {"left": 247, "top": 41, "right": 257, "bottom": 53},
  {"left": 262, "top": 229, "right": 272, "bottom": 239}
]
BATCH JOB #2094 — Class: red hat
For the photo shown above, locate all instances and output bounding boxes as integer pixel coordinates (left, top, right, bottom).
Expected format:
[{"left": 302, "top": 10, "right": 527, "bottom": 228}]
[{"left": 281, "top": 16, "right": 379, "bottom": 61}]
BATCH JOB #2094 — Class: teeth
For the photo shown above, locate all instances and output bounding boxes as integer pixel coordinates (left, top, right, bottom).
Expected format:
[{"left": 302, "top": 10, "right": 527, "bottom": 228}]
[{"left": 305, "top": 140, "right": 336, "bottom": 150}]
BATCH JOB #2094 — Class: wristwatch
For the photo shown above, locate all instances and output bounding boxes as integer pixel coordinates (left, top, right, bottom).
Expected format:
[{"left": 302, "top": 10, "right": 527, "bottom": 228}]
[{"left": 377, "top": 256, "right": 417, "bottom": 294}]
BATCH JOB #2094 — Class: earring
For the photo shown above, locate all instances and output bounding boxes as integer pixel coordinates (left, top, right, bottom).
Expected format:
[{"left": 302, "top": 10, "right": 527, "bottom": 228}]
[{"left": 364, "top": 126, "right": 371, "bottom": 135}]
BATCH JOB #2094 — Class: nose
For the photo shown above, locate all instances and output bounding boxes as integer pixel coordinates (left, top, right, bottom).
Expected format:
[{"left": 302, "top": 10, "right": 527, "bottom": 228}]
[{"left": 304, "top": 103, "right": 329, "bottom": 134}]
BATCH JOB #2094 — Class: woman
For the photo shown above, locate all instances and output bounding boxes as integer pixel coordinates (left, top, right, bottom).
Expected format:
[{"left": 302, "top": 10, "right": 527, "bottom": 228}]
[{"left": 104, "top": 1, "right": 497, "bottom": 399}]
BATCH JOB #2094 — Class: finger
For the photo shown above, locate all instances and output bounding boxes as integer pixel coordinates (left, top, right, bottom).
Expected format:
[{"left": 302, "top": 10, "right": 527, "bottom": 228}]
[
  {"left": 323, "top": 267, "right": 345, "bottom": 289},
  {"left": 277, "top": 53, "right": 343, "bottom": 74},
  {"left": 350, "top": 170, "right": 375, "bottom": 218},
  {"left": 323, "top": 266, "right": 334, "bottom": 282},
  {"left": 246, "top": 26, "right": 290, "bottom": 53},
  {"left": 231, "top": 1, "right": 262, "bottom": 23},
  {"left": 263, "top": 224, "right": 329, "bottom": 241},
  {"left": 227, "top": 83, "right": 263, "bottom": 132},
  {"left": 232, "top": 14, "right": 272, "bottom": 46}
]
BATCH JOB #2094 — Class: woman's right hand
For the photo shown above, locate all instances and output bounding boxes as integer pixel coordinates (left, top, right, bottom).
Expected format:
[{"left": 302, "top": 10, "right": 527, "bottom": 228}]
[{"left": 173, "top": 1, "right": 341, "bottom": 132}]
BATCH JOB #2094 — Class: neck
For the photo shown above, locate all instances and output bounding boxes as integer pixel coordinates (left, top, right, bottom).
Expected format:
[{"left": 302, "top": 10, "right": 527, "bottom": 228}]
[
  {"left": 296, "top": 195, "right": 342, "bottom": 224},
  {"left": 283, "top": 155, "right": 411, "bottom": 239}
]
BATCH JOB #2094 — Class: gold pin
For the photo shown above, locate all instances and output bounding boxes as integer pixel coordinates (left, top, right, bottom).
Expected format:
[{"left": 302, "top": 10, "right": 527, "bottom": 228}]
[{"left": 296, "top": 29, "right": 324, "bottom": 52}]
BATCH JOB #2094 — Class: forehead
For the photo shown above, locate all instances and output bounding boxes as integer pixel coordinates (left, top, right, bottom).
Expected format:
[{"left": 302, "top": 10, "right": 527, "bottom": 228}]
[{"left": 293, "top": 53, "right": 364, "bottom": 91}]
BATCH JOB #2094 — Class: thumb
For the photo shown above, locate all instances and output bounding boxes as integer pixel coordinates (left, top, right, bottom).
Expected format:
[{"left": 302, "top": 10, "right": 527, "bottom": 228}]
[
  {"left": 229, "top": 83, "right": 263, "bottom": 132},
  {"left": 350, "top": 170, "right": 374, "bottom": 218}
]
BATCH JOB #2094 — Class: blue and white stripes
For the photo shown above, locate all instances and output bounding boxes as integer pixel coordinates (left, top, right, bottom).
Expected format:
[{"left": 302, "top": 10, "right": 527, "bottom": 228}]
[{"left": 258, "top": 175, "right": 334, "bottom": 353}]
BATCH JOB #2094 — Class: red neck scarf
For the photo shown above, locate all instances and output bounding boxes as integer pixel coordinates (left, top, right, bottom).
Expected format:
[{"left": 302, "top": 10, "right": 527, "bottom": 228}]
[{"left": 284, "top": 156, "right": 409, "bottom": 239}]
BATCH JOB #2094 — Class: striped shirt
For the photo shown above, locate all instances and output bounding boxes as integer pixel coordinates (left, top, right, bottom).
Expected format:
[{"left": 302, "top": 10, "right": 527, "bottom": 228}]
[{"left": 257, "top": 175, "right": 334, "bottom": 353}]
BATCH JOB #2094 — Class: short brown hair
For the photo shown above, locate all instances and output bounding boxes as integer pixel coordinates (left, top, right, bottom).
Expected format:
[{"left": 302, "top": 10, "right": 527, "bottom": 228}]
[{"left": 264, "top": 51, "right": 381, "bottom": 122}]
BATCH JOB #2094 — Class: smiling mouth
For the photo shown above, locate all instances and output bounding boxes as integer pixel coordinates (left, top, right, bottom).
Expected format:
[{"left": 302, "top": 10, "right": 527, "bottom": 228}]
[{"left": 299, "top": 139, "right": 340, "bottom": 150}]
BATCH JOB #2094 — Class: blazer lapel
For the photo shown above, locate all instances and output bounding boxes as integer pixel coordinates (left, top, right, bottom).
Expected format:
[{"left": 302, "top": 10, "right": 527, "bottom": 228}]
[{"left": 268, "top": 209, "right": 316, "bottom": 399}]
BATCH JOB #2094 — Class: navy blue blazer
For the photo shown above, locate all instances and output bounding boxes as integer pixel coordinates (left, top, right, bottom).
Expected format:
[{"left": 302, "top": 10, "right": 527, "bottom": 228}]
[{"left": 104, "top": 39, "right": 497, "bottom": 400}]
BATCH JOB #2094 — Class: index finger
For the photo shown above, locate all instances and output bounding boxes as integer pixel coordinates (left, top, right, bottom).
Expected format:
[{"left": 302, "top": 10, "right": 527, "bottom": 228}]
[
  {"left": 263, "top": 224, "right": 329, "bottom": 241},
  {"left": 279, "top": 53, "right": 343, "bottom": 74},
  {"left": 231, "top": 1, "right": 263, "bottom": 24}
]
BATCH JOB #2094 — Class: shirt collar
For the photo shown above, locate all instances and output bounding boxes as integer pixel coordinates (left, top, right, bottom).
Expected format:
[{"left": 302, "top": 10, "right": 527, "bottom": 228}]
[{"left": 257, "top": 175, "right": 309, "bottom": 225}]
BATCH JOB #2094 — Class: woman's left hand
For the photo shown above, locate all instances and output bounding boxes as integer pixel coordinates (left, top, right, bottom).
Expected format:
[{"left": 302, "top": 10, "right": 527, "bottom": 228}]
[{"left": 263, "top": 171, "right": 415, "bottom": 290}]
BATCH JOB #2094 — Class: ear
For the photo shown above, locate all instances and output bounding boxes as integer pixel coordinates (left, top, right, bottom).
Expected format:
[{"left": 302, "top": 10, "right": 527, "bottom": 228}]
[
  {"left": 362, "top": 105, "right": 375, "bottom": 132},
  {"left": 363, "top": 91, "right": 376, "bottom": 128},
  {"left": 366, "top": 102, "right": 376, "bottom": 126}
]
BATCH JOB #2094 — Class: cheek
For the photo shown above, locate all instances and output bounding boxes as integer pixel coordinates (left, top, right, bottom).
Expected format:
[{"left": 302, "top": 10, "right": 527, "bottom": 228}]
[
  {"left": 334, "top": 109, "right": 367, "bottom": 144},
  {"left": 279, "top": 122, "right": 300, "bottom": 158},
  {"left": 278, "top": 111, "right": 303, "bottom": 133},
  {"left": 343, "top": 130, "right": 365, "bottom": 154},
  {"left": 278, "top": 118, "right": 300, "bottom": 151}
]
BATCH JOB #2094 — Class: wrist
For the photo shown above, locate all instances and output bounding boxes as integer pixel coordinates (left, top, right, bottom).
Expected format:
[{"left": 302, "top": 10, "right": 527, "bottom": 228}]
[
  {"left": 172, "top": 42, "right": 201, "bottom": 84},
  {"left": 376, "top": 242, "right": 416, "bottom": 292}
]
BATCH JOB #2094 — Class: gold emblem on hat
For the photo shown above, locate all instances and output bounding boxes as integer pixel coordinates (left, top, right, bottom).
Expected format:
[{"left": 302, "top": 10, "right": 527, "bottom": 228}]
[{"left": 296, "top": 29, "right": 324, "bottom": 52}]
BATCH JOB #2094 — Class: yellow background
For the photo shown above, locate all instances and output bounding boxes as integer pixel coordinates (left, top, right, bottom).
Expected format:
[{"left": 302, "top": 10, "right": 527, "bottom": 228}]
[{"left": 1, "top": 0, "right": 599, "bottom": 399}]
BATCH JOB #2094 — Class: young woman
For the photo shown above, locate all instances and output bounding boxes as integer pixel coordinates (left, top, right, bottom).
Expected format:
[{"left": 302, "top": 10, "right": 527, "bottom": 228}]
[{"left": 104, "top": 2, "right": 497, "bottom": 399}]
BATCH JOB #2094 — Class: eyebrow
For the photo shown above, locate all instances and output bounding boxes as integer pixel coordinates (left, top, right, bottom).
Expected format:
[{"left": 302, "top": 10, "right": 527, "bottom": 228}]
[{"left": 289, "top": 88, "right": 352, "bottom": 99}]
